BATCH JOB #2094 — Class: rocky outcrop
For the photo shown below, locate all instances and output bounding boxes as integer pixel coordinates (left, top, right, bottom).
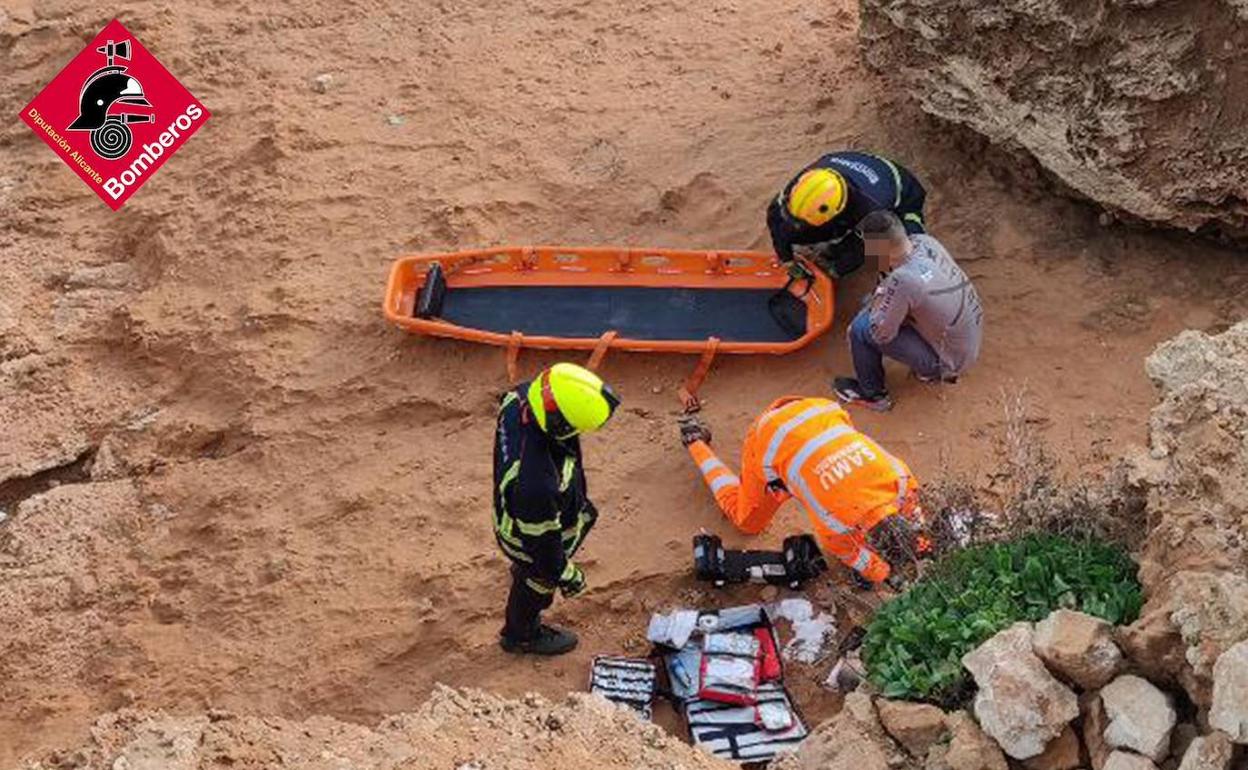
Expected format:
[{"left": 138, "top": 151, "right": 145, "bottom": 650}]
[
  {"left": 1117, "top": 322, "right": 1248, "bottom": 707},
  {"left": 858, "top": 1, "right": 1248, "bottom": 239},
  {"left": 1209, "top": 640, "right": 1248, "bottom": 743},
  {"left": 1118, "top": 572, "right": 1248, "bottom": 705},
  {"left": 1034, "top": 609, "right": 1124, "bottom": 690},
  {"left": 962, "top": 623, "right": 1080, "bottom": 759}
]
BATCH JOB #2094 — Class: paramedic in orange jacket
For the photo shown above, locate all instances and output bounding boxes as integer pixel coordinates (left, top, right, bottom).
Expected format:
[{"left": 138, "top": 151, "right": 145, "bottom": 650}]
[{"left": 680, "top": 397, "right": 920, "bottom": 587}]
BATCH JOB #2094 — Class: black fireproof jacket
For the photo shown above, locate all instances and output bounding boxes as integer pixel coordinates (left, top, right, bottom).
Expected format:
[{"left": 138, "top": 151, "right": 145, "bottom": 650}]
[
  {"left": 492, "top": 384, "right": 597, "bottom": 584},
  {"left": 768, "top": 151, "right": 926, "bottom": 262}
]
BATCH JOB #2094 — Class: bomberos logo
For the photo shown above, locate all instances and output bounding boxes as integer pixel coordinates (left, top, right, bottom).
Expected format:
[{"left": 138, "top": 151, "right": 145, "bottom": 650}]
[{"left": 20, "top": 19, "right": 210, "bottom": 210}]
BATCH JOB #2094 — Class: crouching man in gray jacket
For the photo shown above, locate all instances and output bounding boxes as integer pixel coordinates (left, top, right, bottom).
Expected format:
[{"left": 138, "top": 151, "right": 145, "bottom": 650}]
[{"left": 833, "top": 210, "right": 983, "bottom": 412}]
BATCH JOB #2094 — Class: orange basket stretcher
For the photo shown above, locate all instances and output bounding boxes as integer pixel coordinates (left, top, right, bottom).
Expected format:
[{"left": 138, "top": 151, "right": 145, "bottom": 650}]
[{"left": 383, "top": 246, "right": 834, "bottom": 408}]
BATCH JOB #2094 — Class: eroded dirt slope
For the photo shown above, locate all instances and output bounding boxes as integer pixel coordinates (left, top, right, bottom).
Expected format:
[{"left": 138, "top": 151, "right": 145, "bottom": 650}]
[{"left": 1, "top": 0, "right": 1246, "bottom": 764}]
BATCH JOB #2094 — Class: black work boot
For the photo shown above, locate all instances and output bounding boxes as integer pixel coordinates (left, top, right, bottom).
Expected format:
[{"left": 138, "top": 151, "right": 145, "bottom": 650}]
[{"left": 499, "top": 624, "right": 578, "bottom": 656}]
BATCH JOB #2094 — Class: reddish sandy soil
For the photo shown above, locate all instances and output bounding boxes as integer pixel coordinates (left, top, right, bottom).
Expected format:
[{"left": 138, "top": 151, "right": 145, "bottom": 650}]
[{"left": 1, "top": 0, "right": 1246, "bottom": 765}]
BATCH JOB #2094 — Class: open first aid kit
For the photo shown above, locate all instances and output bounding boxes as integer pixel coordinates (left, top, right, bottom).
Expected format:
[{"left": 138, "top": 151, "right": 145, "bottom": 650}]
[{"left": 656, "top": 604, "right": 808, "bottom": 763}]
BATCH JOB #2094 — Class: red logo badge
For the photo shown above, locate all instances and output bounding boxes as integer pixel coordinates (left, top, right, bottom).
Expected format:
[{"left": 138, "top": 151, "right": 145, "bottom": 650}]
[{"left": 19, "top": 19, "right": 209, "bottom": 210}]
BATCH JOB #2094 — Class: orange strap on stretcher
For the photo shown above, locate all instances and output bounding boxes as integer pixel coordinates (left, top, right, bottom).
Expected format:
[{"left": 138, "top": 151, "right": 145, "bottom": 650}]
[
  {"left": 506, "top": 331, "right": 524, "bottom": 383},
  {"left": 586, "top": 331, "right": 618, "bottom": 372},
  {"left": 679, "top": 337, "right": 721, "bottom": 412}
]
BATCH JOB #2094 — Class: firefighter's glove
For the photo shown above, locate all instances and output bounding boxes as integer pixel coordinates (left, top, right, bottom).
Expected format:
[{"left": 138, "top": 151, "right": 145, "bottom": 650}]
[
  {"left": 559, "top": 562, "right": 587, "bottom": 598},
  {"left": 679, "top": 415, "right": 712, "bottom": 447}
]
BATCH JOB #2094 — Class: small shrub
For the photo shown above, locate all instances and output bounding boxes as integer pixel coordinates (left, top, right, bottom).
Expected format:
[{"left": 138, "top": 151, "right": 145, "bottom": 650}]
[{"left": 862, "top": 533, "right": 1142, "bottom": 705}]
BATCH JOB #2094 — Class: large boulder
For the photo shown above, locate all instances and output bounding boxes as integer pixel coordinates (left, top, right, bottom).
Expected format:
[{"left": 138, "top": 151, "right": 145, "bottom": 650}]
[
  {"left": 1034, "top": 609, "right": 1124, "bottom": 690},
  {"left": 877, "top": 699, "right": 948, "bottom": 758},
  {"left": 1082, "top": 693, "right": 1114, "bottom": 770},
  {"left": 1176, "top": 732, "right": 1235, "bottom": 770},
  {"left": 858, "top": 0, "right": 1248, "bottom": 239},
  {"left": 931, "top": 711, "right": 1009, "bottom": 770},
  {"left": 1021, "top": 725, "right": 1083, "bottom": 770},
  {"left": 1100, "top": 675, "right": 1177, "bottom": 762},
  {"left": 1103, "top": 751, "right": 1159, "bottom": 770},
  {"left": 962, "top": 623, "right": 1080, "bottom": 760},
  {"left": 1209, "top": 641, "right": 1248, "bottom": 743}
]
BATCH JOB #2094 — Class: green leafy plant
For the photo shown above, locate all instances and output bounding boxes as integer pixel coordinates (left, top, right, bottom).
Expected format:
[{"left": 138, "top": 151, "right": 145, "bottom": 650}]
[{"left": 862, "top": 533, "right": 1142, "bottom": 705}]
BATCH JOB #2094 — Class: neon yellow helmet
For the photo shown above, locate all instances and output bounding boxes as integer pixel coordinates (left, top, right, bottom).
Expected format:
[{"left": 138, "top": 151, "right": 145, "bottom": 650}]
[
  {"left": 527, "top": 363, "right": 621, "bottom": 439},
  {"left": 786, "top": 168, "right": 847, "bottom": 227}
]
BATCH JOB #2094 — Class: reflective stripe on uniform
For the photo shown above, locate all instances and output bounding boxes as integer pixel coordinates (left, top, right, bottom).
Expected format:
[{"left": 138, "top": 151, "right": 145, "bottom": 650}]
[
  {"left": 903, "top": 212, "right": 924, "bottom": 225},
  {"left": 562, "top": 507, "right": 593, "bottom": 555},
  {"left": 710, "top": 474, "right": 741, "bottom": 494},
  {"left": 498, "top": 538, "right": 533, "bottom": 563},
  {"left": 699, "top": 457, "right": 727, "bottom": 475},
  {"left": 559, "top": 456, "right": 576, "bottom": 492},
  {"left": 494, "top": 460, "right": 523, "bottom": 545},
  {"left": 852, "top": 548, "right": 872, "bottom": 572},
  {"left": 525, "top": 577, "right": 556, "bottom": 595},
  {"left": 785, "top": 431, "right": 854, "bottom": 535},
  {"left": 880, "top": 156, "right": 903, "bottom": 207},
  {"left": 762, "top": 405, "right": 848, "bottom": 481},
  {"left": 562, "top": 511, "right": 586, "bottom": 542},
  {"left": 516, "top": 517, "right": 562, "bottom": 537}
]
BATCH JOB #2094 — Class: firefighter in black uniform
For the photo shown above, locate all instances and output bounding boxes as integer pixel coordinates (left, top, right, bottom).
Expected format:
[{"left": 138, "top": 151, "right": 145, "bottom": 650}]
[
  {"left": 767, "top": 151, "right": 927, "bottom": 278},
  {"left": 493, "top": 362, "right": 621, "bottom": 655}
]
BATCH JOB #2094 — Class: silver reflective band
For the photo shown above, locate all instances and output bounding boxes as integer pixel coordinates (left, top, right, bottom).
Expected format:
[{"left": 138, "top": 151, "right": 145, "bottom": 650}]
[
  {"left": 852, "top": 549, "right": 872, "bottom": 571},
  {"left": 710, "top": 474, "right": 741, "bottom": 494},
  {"left": 700, "top": 457, "right": 727, "bottom": 475},
  {"left": 785, "top": 431, "right": 853, "bottom": 535},
  {"left": 763, "top": 405, "right": 846, "bottom": 481}
]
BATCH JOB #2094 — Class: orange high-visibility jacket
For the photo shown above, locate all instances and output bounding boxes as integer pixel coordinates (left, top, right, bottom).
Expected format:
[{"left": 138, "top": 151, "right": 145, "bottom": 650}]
[{"left": 687, "top": 396, "right": 918, "bottom": 583}]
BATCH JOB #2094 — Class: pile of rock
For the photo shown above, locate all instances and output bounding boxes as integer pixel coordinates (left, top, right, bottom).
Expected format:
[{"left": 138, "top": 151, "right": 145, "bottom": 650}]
[
  {"left": 965, "top": 609, "right": 1247, "bottom": 770},
  {"left": 779, "top": 607, "right": 1246, "bottom": 770}
]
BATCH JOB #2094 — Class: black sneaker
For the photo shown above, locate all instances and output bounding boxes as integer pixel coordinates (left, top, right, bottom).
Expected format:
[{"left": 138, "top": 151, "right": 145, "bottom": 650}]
[
  {"left": 911, "top": 371, "right": 958, "bottom": 385},
  {"left": 499, "top": 624, "right": 579, "bottom": 656},
  {"left": 833, "top": 377, "right": 893, "bottom": 413}
]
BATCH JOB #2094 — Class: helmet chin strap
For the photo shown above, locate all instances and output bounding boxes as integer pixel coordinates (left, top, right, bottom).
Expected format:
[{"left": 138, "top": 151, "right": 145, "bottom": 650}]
[{"left": 539, "top": 370, "right": 577, "bottom": 439}]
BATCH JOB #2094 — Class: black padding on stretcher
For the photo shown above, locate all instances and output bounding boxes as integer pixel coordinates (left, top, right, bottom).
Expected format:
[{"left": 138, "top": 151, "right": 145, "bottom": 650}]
[{"left": 439, "top": 285, "right": 805, "bottom": 343}]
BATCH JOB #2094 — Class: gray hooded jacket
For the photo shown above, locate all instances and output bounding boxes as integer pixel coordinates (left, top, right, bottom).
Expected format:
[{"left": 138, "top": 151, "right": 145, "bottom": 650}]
[{"left": 867, "top": 234, "right": 983, "bottom": 375}]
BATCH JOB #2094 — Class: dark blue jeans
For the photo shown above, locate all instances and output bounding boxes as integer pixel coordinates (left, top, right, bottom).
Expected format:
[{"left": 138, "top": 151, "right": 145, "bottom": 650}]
[{"left": 848, "top": 309, "right": 943, "bottom": 396}]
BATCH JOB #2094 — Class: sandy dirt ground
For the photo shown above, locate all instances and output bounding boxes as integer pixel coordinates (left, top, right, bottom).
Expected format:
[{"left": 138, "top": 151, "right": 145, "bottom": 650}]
[{"left": 2, "top": 0, "right": 1246, "bottom": 765}]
